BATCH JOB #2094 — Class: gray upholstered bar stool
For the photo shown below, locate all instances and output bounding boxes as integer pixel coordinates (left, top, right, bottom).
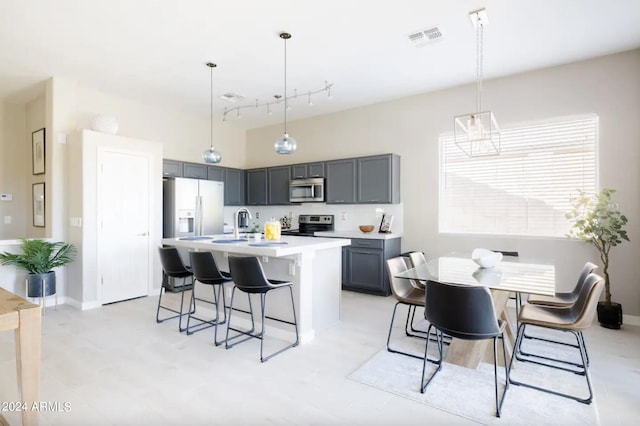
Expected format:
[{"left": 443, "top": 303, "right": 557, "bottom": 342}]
[
  {"left": 225, "top": 256, "right": 299, "bottom": 362},
  {"left": 157, "top": 246, "right": 194, "bottom": 332},
  {"left": 187, "top": 251, "right": 233, "bottom": 345}
]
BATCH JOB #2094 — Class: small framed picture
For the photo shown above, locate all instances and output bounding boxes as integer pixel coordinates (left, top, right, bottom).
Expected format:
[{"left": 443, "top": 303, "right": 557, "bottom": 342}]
[
  {"left": 32, "top": 182, "right": 45, "bottom": 227},
  {"left": 379, "top": 213, "right": 394, "bottom": 233},
  {"left": 32, "top": 128, "right": 45, "bottom": 175}
]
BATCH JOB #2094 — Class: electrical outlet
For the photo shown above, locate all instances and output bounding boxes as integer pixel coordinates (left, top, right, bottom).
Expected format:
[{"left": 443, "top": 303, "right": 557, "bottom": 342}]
[
  {"left": 256, "top": 211, "right": 260, "bottom": 219},
  {"left": 341, "top": 212, "right": 347, "bottom": 220},
  {"left": 4, "top": 216, "right": 11, "bottom": 224}
]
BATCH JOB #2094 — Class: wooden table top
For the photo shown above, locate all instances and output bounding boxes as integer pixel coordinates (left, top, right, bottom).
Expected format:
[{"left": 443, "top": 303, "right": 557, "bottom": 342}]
[{"left": 0, "top": 287, "right": 39, "bottom": 330}]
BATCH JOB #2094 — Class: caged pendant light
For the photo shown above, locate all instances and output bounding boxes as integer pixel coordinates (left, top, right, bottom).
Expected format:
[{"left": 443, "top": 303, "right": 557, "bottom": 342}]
[
  {"left": 274, "top": 32, "right": 297, "bottom": 155},
  {"left": 454, "top": 8, "right": 500, "bottom": 157},
  {"left": 203, "top": 62, "right": 222, "bottom": 164}
]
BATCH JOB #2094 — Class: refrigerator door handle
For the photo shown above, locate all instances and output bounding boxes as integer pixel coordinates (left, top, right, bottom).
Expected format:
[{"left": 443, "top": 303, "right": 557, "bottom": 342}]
[{"left": 195, "top": 195, "right": 202, "bottom": 236}]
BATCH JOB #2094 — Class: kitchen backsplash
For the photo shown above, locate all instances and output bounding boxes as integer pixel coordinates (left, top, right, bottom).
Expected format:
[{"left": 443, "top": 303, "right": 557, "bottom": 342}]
[{"left": 223, "top": 203, "right": 403, "bottom": 234}]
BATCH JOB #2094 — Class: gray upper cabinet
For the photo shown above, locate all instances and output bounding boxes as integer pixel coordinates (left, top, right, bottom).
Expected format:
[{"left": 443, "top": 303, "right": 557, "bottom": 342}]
[
  {"left": 326, "top": 159, "right": 357, "bottom": 204},
  {"left": 246, "top": 168, "right": 268, "bottom": 205},
  {"left": 268, "top": 165, "right": 292, "bottom": 205},
  {"left": 183, "top": 162, "right": 208, "bottom": 179},
  {"left": 357, "top": 154, "right": 400, "bottom": 204},
  {"left": 224, "top": 168, "right": 245, "bottom": 206},
  {"left": 207, "top": 165, "right": 225, "bottom": 182},
  {"left": 291, "top": 162, "right": 326, "bottom": 178},
  {"left": 163, "top": 159, "right": 182, "bottom": 177}
]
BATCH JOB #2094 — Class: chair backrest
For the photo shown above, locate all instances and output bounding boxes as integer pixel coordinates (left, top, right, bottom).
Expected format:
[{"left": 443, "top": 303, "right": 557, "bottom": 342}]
[
  {"left": 228, "top": 256, "right": 271, "bottom": 291},
  {"left": 425, "top": 280, "right": 501, "bottom": 340},
  {"left": 158, "top": 246, "right": 191, "bottom": 277},
  {"left": 189, "top": 251, "right": 229, "bottom": 284},
  {"left": 408, "top": 251, "right": 427, "bottom": 268},
  {"left": 386, "top": 257, "right": 422, "bottom": 300},
  {"left": 568, "top": 261, "right": 599, "bottom": 299},
  {"left": 570, "top": 272, "right": 605, "bottom": 329}
]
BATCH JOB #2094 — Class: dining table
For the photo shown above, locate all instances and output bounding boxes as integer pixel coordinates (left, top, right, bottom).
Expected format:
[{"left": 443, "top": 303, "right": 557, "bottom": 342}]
[{"left": 394, "top": 254, "right": 555, "bottom": 369}]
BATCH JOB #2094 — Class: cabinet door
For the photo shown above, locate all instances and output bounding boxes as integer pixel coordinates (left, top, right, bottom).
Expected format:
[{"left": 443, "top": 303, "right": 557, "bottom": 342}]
[
  {"left": 326, "top": 159, "right": 356, "bottom": 204},
  {"left": 308, "top": 162, "right": 325, "bottom": 177},
  {"left": 268, "top": 166, "right": 292, "bottom": 205},
  {"left": 183, "top": 162, "right": 208, "bottom": 179},
  {"left": 246, "top": 168, "right": 268, "bottom": 205},
  {"left": 163, "top": 159, "right": 182, "bottom": 177},
  {"left": 357, "top": 154, "right": 393, "bottom": 203},
  {"left": 291, "top": 164, "right": 307, "bottom": 179},
  {"left": 225, "top": 168, "right": 245, "bottom": 206},
  {"left": 207, "top": 165, "right": 225, "bottom": 182},
  {"left": 345, "top": 247, "right": 386, "bottom": 294}
]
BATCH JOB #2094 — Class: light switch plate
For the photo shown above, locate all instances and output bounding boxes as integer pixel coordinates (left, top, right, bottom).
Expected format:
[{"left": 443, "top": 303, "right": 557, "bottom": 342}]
[{"left": 0, "top": 193, "right": 12, "bottom": 201}]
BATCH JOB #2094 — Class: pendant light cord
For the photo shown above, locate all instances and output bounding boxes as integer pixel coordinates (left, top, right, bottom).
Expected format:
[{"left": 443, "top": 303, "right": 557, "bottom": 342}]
[
  {"left": 283, "top": 34, "right": 288, "bottom": 135},
  {"left": 476, "top": 15, "right": 483, "bottom": 114},
  {"left": 210, "top": 64, "right": 214, "bottom": 149}
]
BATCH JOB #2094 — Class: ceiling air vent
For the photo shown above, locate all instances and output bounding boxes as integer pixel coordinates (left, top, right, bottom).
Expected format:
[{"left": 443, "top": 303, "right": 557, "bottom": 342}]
[
  {"left": 220, "top": 92, "right": 244, "bottom": 103},
  {"left": 408, "top": 26, "right": 443, "bottom": 47}
]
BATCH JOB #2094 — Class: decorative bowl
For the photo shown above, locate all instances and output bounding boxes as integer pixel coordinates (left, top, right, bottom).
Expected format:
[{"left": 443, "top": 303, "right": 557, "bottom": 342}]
[
  {"left": 359, "top": 225, "right": 375, "bottom": 233},
  {"left": 471, "top": 248, "right": 503, "bottom": 269}
]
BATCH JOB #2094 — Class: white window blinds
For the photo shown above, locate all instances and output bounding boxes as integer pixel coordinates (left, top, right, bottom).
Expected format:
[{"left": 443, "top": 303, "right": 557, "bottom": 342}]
[{"left": 439, "top": 114, "right": 598, "bottom": 237}]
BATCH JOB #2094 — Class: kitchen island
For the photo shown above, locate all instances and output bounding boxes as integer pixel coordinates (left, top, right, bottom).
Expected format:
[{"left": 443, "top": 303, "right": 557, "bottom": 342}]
[{"left": 161, "top": 235, "right": 351, "bottom": 344}]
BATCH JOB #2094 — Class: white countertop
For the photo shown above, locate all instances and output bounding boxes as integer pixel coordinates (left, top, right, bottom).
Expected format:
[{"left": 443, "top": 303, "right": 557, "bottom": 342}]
[
  {"left": 162, "top": 235, "right": 351, "bottom": 257},
  {"left": 314, "top": 231, "right": 402, "bottom": 240}
]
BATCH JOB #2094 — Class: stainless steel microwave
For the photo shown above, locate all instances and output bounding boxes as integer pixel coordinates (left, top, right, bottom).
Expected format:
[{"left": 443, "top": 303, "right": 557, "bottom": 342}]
[{"left": 290, "top": 177, "right": 325, "bottom": 203}]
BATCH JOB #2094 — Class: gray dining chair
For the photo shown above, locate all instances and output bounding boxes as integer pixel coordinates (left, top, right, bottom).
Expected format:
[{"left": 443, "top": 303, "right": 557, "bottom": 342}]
[
  {"left": 509, "top": 272, "right": 604, "bottom": 404},
  {"left": 407, "top": 251, "right": 427, "bottom": 289},
  {"left": 421, "top": 279, "right": 509, "bottom": 418}
]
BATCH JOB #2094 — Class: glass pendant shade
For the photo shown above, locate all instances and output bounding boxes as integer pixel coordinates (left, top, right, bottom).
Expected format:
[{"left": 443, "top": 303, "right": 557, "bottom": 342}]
[
  {"left": 203, "top": 147, "right": 222, "bottom": 163},
  {"left": 454, "top": 111, "right": 500, "bottom": 157},
  {"left": 274, "top": 133, "right": 297, "bottom": 154},
  {"left": 203, "top": 62, "right": 222, "bottom": 164}
]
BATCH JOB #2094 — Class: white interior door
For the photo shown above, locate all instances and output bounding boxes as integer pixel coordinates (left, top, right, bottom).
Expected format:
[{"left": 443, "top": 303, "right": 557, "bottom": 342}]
[{"left": 98, "top": 149, "right": 151, "bottom": 304}]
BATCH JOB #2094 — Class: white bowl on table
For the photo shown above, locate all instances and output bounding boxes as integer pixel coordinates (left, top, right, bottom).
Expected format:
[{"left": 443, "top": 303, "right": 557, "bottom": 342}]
[{"left": 471, "top": 248, "right": 503, "bottom": 269}]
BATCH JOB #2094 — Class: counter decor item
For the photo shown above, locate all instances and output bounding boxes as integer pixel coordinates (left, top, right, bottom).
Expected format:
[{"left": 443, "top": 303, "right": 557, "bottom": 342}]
[
  {"left": 0, "top": 239, "right": 77, "bottom": 302},
  {"left": 378, "top": 214, "right": 394, "bottom": 233},
  {"left": 265, "top": 218, "right": 282, "bottom": 240},
  {"left": 566, "top": 188, "right": 629, "bottom": 329},
  {"left": 471, "top": 248, "right": 503, "bottom": 269},
  {"left": 359, "top": 225, "right": 374, "bottom": 233}
]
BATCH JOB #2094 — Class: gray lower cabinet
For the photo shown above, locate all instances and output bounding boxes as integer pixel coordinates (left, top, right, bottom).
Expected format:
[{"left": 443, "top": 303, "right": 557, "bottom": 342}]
[
  {"left": 357, "top": 154, "right": 400, "bottom": 204},
  {"left": 224, "top": 168, "right": 245, "bottom": 206},
  {"left": 326, "top": 159, "right": 357, "bottom": 204},
  {"left": 268, "top": 165, "right": 292, "bottom": 205},
  {"left": 246, "top": 168, "right": 268, "bottom": 205},
  {"left": 342, "top": 237, "right": 401, "bottom": 296}
]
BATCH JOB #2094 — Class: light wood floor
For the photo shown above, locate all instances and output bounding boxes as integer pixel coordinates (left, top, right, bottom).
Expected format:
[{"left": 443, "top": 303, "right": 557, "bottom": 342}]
[{"left": 1, "top": 290, "right": 639, "bottom": 425}]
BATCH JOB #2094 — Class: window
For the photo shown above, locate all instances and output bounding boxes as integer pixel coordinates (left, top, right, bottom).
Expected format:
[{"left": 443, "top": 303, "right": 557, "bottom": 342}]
[{"left": 439, "top": 114, "right": 598, "bottom": 237}]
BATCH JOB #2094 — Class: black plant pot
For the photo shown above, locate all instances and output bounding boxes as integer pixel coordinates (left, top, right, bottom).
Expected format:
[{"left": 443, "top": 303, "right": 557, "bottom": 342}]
[
  {"left": 27, "top": 271, "right": 56, "bottom": 298},
  {"left": 597, "top": 301, "right": 623, "bottom": 329}
]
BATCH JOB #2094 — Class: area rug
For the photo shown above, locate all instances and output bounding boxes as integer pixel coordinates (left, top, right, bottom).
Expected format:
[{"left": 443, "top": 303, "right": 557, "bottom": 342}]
[{"left": 348, "top": 334, "right": 600, "bottom": 425}]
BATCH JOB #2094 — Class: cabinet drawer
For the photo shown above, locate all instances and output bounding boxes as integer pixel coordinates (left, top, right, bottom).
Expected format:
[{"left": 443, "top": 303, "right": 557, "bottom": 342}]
[{"left": 350, "top": 238, "right": 384, "bottom": 249}]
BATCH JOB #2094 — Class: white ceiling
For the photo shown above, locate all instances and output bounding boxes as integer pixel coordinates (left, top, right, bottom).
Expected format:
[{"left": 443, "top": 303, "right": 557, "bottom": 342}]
[{"left": 1, "top": 0, "right": 640, "bottom": 130}]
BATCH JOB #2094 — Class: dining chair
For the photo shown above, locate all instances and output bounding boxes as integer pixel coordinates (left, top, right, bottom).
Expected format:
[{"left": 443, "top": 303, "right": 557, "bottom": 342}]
[
  {"left": 385, "top": 257, "right": 430, "bottom": 360},
  {"left": 186, "top": 251, "right": 233, "bottom": 344},
  {"left": 490, "top": 250, "right": 522, "bottom": 322},
  {"left": 420, "top": 280, "right": 509, "bottom": 417},
  {"left": 225, "top": 256, "right": 299, "bottom": 362},
  {"left": 156, "top": 246, "right": 195, "bottom": 332},
  {"left": 508, "top": 272, "right": 604, "bottom": 404},
  {"left": 407, "top": 251, "right": 427, "bottom": 289}
]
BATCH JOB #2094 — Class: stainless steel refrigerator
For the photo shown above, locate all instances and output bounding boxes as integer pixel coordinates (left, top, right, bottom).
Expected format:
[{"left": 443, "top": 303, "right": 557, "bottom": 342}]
[{"left": 163, "top": 177, "right": 224, "bottom": 238}]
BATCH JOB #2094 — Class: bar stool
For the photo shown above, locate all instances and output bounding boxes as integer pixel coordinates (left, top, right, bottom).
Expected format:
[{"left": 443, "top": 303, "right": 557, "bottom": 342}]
[
  {"left": 187, "top": 251, "right": 233, "bottom": 345},
  {"left": 157, "top": 246, "right": 194, "bottom": 332},
  {"left": 225, "top": 256, "right": 299, "bottom": 362}
]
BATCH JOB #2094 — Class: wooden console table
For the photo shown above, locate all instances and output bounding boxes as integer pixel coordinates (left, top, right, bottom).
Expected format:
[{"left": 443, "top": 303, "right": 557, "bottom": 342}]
[{"left": 0, "top": 287, "right": 42, "bottom": 426}]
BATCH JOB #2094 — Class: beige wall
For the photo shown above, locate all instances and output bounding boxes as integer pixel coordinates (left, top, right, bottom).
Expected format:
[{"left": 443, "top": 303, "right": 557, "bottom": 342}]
[
  {"left": 0, "top": 102, "right": 27, "bottom": 239},
  {"left": 247, "top": 49, "right": 640, "bottom": 318}
]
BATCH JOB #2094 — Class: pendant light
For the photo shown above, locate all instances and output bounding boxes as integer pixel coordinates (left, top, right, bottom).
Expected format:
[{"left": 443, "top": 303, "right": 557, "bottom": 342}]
[
  {"left": 274, "top": 32, "right": 297, "bottom": 155},
  {"left": 453, "top": 8, "right": 500, "bottom": 157},
  {"left": 203, "top": 62, "right": 222, "bottom": 164}
]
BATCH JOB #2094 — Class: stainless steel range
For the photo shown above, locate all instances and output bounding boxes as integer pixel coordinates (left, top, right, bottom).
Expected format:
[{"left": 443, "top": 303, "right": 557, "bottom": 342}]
[{"left": 281, "top": 214, "right": 334, "bottom": 236}]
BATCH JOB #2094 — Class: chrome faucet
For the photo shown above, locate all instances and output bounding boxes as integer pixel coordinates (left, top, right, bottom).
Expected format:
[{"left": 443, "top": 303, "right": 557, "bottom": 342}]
[{"left": 233, "top": 207, "right": 252, "bottom": 239}]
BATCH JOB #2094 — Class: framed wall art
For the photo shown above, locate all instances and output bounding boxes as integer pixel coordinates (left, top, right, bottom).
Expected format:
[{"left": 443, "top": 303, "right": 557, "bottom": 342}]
[
  {"left": 32, "top": 128, "right": 45, "bottom": 175},
  {"left": 32, "top": 182, "right": 45, "bottom": 227}
]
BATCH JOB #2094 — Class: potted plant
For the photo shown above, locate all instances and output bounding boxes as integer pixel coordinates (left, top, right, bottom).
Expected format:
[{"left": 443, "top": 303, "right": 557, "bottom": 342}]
[
  {"left": 0, "top": 238, "right": 77, "bottom": 299},
  {"left": 566, "top": 188, "right": 629, "bottom": 329}
]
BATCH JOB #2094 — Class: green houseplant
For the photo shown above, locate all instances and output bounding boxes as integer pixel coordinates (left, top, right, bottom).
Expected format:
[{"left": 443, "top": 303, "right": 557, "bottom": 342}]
[
  {"left": 0, "top": 238, "right": 77, "bottom": 298},
  {"left": 566, "top": 188, "right": 629, "bottom": 329}
]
